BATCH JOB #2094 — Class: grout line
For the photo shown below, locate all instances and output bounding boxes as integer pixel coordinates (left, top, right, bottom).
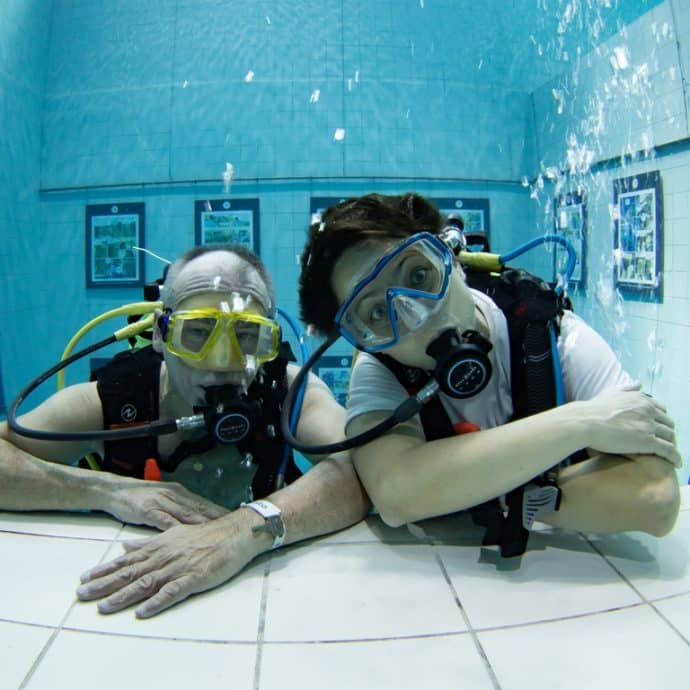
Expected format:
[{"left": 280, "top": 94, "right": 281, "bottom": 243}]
[
  {"left": 5, "top": 597, "right": 683, "bottom": 652},
  {"left": 0, "top": 527, "right": 124, "bottom": 542},
  {"left": 584, "top": 534, "right": 690, "bottom": 645},
  {"left": 17, "top": 523, "right": 125, "bottom": 690},
  {"left": 432, "top": 550, "right": 503, "bottom": 690},
  {"left": 17, "top": 526, "right": 126, "bottom": 689},
  {"left": 252, "top": 554, "right": 273, "bottom": 690},
  {"left": 648, "top": 599, "right": 690, "bottom": 645}
]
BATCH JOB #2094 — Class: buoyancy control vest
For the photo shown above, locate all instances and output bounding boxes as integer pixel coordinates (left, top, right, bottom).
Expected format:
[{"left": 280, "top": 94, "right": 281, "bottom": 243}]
[
  {"left": 374, "top": 267, "right": 573, "bottom": 557},
  {"left": 89, "top": 343, "right": 302, "bottom": 500}
]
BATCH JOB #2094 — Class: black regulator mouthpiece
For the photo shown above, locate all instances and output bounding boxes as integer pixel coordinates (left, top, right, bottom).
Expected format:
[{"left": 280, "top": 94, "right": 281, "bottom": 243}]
[
  {"left": 197, "top": 385, "right": 260, "bottom": 445},
  {"left": 425, "top": 328, "right": 493, "bottom": 398}
]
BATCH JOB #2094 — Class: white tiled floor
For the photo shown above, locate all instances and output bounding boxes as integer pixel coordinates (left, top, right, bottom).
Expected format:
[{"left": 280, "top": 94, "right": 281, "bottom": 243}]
[{"left": 1, "top": 487, "right": 688, "bottom": 690}]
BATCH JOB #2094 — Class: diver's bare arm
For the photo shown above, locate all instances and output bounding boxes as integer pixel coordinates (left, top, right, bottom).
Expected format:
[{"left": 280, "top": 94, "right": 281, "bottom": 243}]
[
  {"left": 0, "top": 437, "right": 114, "bottom": 512},
  {"left": 267, "top": 371, "right": 370, "bottom": 542},
  {"left": 537, "top": 452, "right": 679, "bottom": 536},
  {"left": 1, "top": 382, "right": 105, "bottom": 465},
  {"left": 0, "top": 382, "right": 109, "bottom": 510},
  {"left": 351, "top": 386, "right": 679, "bottom": 527},
  {"left": 76, "top": 380, "right": 369, "bottom": 618},
  {"left": 0, "top": 384, "right": 229, "bottom": 526}
]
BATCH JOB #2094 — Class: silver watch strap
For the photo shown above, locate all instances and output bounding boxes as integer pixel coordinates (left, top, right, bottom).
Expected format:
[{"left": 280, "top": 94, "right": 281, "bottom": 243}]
[{"left": 240, "top": 500, "right": 285, "bottom": 549}]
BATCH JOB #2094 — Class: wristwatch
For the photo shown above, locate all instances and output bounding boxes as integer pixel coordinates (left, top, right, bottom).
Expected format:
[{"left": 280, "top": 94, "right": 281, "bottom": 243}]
[{"left": 240, "top": 500, "right": 286, "bottom": 549}]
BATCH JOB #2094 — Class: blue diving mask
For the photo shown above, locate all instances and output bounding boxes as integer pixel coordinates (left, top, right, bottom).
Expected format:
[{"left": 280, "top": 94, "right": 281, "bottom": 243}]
[{"left": 335, "top": 232, "right": 453, "bottom": 352}]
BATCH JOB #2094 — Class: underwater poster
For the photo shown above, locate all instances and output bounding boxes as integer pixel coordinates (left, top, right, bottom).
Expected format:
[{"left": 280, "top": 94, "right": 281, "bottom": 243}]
[
  {"left": 194, "top": 199, "right": 260, "bottom": 255},
  {"left": 613, "top": 171, "right": 663, "bottom": 302},
  {"left": 0, "top": 359, "right": 5, "bottom": 419},
  {"left": 85, "top": 202, "right": 146, "bottom": 288}
]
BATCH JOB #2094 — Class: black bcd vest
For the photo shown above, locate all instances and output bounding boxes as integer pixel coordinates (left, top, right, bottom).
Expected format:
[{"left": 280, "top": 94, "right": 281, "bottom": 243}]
[
  {"left": 375, "top": 267, "right": 572, "bottom": 557},
  {"left": 89, "top": 344, "right": 302, "bottom": 500}
]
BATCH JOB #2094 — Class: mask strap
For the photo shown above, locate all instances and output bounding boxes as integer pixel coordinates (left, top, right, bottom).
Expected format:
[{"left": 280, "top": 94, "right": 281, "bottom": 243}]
[{"left": 157, "top": 311, "right": 171, "bottom": 340}]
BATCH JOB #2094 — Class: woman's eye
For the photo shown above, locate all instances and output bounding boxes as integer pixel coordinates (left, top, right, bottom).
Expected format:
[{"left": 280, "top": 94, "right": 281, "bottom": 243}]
[
  {"left": 368, "top": 303, "right": 387, "bottom": 324},
  {"left": 408, "top": 266, "right": 429, "bottom": 287}
]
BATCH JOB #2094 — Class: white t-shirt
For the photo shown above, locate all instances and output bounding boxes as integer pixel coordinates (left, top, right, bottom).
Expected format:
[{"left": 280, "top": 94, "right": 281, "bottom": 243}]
[{"left": 346, "top": 289, "right": 633, "bottom": 432}]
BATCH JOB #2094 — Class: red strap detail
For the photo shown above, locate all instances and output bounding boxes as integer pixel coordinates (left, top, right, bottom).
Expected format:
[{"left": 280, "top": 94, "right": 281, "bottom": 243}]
[
  {"left": 144, "top": 457, "right": 162, "bottom": 481},
  {"left": 453, "top": 421, "right": 481, "bottom": 434}
]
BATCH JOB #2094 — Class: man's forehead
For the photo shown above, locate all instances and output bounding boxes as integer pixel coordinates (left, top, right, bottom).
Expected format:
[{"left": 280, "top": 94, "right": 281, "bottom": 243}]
[
  {"left": 169, "top": 251, "right": 271, "bottom": 312},
  {"left": 178, "top": 251, "right": 250, "bottom": 282}
]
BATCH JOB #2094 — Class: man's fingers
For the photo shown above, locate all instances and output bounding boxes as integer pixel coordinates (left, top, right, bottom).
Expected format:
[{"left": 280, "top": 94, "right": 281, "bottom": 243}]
[
  {"left": 121, "top": 536, "right": 155, "bottom": 552},
  {"left": 144, "top": 509, "right": 181, "bottom": 531},
  {"left": 97, "top": 569, "right": 174, "bottom": 614},
  {"left": 135, "top": 575, "right": 198, "bottom": 618},
  {"left": 79, "top": 548, "right": 150, "bottom": 584}
]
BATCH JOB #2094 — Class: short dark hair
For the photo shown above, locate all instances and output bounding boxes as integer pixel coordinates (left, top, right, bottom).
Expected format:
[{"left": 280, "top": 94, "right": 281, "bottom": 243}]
[{"left": 298, "top": 193, "right": 443, "bottom": 334}]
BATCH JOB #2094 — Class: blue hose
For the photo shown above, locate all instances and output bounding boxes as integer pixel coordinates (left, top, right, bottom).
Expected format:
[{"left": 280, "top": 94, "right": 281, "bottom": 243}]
[
  {"left": 499, "top": 235, "right": 575, "bottom": 408},
  {"left": 499, "top": 234, "right": 576, "bottom": 295},
  {"left": 276, "top": 307, "right": 310, "bottom": 483}
]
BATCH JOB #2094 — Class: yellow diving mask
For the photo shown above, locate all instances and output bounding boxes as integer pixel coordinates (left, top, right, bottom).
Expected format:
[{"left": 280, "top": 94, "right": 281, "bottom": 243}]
[{"left": 162, "top": 308, "right": 281, "bottom": 366}]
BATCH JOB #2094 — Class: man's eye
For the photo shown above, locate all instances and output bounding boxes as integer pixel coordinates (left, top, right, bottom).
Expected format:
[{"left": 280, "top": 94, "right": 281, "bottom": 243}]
[
  {"left": 236, "top": 325, "right": 259, "bottom": 343},
  {"left": 188, "top": 326, "right": 213, "bottom": 338}
]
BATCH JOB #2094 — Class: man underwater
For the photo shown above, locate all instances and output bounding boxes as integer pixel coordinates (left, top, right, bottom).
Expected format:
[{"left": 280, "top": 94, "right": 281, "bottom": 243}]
[{"left": 1, "top": 244, "right": 369, "bottom": 616}]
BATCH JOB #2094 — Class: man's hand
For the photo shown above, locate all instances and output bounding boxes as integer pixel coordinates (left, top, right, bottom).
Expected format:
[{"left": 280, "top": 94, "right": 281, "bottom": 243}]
[
  {"left": 77, "top": 510, "right": 265, "bottom": 617},
  {"left": 103, "top": 481, "right": 229, "bottom": 530}
]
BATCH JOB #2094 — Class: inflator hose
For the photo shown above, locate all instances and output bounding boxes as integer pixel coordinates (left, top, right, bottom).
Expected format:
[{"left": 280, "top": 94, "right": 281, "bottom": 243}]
[
  {"left": 7, "top": 335, "right": 178, "bottom": 441},
  {"left": 279, "top": 332, "right": 426, "bottom": 455}
]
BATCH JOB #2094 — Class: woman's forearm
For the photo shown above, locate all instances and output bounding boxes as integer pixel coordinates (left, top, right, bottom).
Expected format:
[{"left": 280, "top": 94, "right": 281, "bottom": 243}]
[{"left": 353, "top": 402, "right": 590, "bottom": 526}]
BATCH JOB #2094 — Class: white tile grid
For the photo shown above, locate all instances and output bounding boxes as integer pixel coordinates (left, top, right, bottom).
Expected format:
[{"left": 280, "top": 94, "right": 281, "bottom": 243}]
[
  {"left": 0, "top": 510, "right": 124, "bottom": 541},
  {"left": 0, "top": 486, "right": 687, "bottom": 690}
]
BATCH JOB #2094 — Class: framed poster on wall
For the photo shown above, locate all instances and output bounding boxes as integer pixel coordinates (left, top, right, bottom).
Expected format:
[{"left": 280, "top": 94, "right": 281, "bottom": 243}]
[
  {"left": 315, "top": 354, "right": 353, "bottom": 407},
  {"left": 194, "top": 199, "right": 260, "bottom": 255},
  {"left": 554, "top": 190, "right": 586, "bottom": 287},
  {"left": 612, "top": 171, "right": 663, "bottom": 302},
  {"left": 85, "top": 202, "right": 145, "bottom": 288},
  {"left": 0, "top": 359, "right": 6, "bottom": 420},
  {"left": 432, "top": 197, "right": 491, "bottom": 251},
  {"left": 309, "top": 196, "right": 349, "bottom": 225}
]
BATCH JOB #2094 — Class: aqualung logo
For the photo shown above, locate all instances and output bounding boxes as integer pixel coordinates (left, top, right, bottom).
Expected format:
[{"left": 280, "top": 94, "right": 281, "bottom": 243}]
[
  {"left": 215, "top": 412, "right": 251, "bottom": 443},
  {"left": 120, "top": 404, "right": 138, "bottom": 422},
  {"left": 448, "top": 359, "right": 486, "bottom": 396}
]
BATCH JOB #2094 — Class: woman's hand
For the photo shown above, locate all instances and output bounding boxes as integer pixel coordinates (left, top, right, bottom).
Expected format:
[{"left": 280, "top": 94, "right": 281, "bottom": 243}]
[{"left": 583, "top": 385, "right": 681, "bottom": 467}]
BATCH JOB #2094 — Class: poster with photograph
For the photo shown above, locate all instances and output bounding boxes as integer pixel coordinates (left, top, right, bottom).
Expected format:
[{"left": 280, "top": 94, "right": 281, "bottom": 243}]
[
  {"left": 85, "top": 203, "right": 145, "bottom": 287},
  {"left": 433, "top": 197, "right": 491, "bottom": 251},
  {"left": 613, "top": 171, "right": 663, "bottom": 302},
  {"left": 554, "top": 191, "right": 586, "bottom": 287},
  {"left": 195, "top": 199, "right": 260, "bottom": 254},
  {"left": 309, "top": 196, "right": 349, "bottom": 225},
  {"left": 0, "top": 359, "right": 6, "bottom": 420},
  {"left": 315, "top": 355, "right": 353, "bottom": 407}
]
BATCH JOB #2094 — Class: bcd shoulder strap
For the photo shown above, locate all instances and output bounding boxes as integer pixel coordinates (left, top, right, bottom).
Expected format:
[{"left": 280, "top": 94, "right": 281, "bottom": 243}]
[
  {"left": 248, "top": 341, "right": 303, "bottom": 499},
  {"left": 375, "top": 267, "right": 569, "bottom": 557},
  {"left": 91, "top": 346, "right": 162, "bottom": 477}
]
